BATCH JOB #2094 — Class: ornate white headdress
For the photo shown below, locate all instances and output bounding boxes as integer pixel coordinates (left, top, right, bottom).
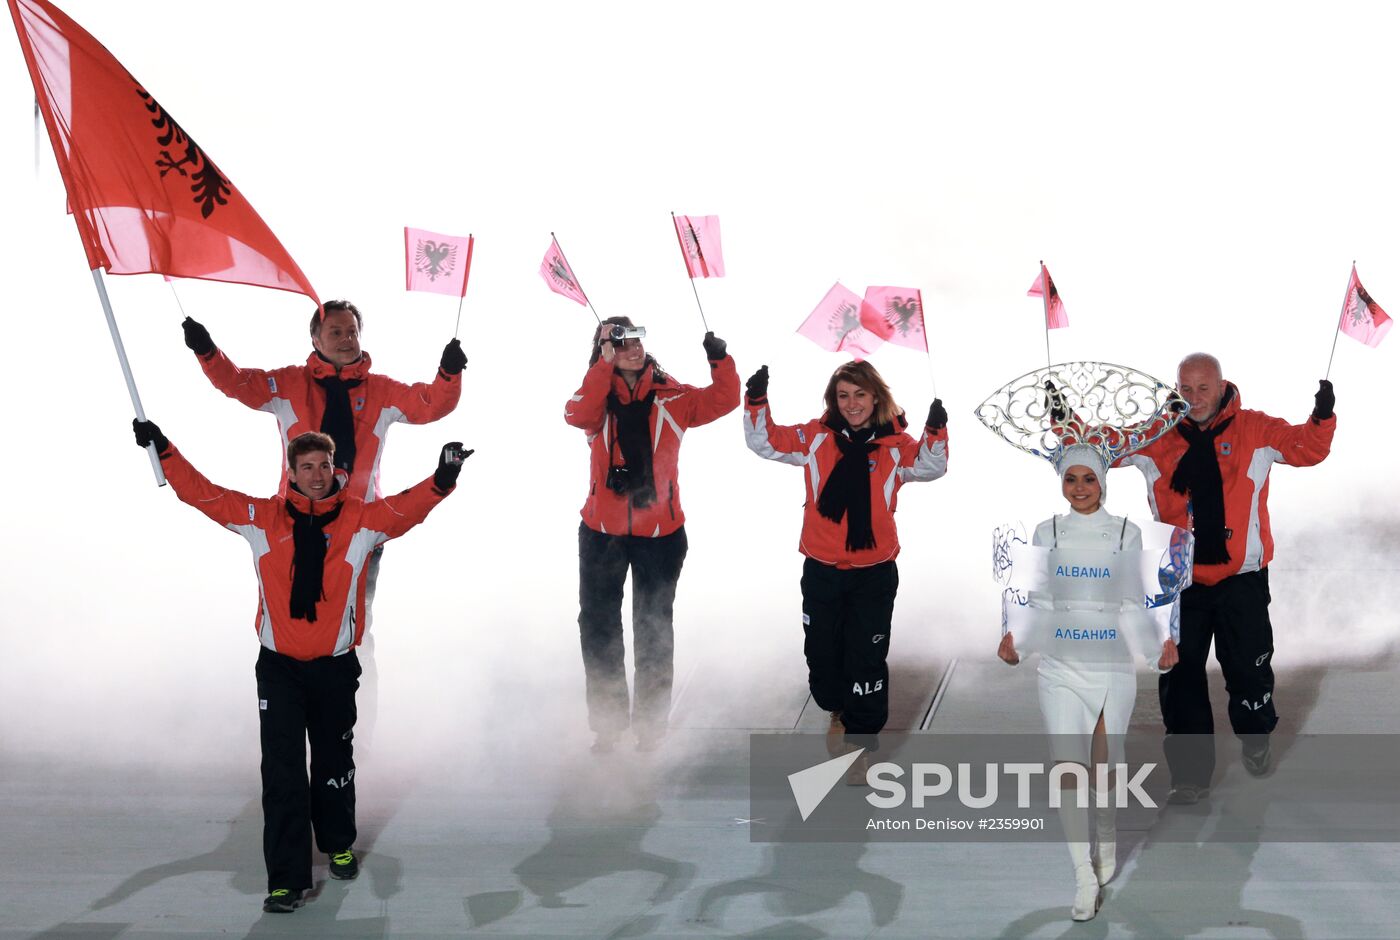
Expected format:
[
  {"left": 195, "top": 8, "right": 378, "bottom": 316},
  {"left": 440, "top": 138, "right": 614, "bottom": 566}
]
[{"left": 975, "top": 361, "right": 1188, "bottom": 472}]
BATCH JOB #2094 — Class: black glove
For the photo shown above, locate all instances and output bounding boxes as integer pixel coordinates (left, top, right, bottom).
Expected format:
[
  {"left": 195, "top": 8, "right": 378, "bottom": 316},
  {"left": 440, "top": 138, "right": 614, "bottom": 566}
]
[
  {"left": 181, "top": 317, "right": 214, "bottom": 356},
  {"left": 926, "top": 399, "right": 948, "bottom": 432},
  {"left": 440, "top": 338, "right": 467, "bottom": 375},
  {"left": 1043, "top": 380, "right": 1067, "bottom": 422},
  {"left": 702, "top": 331, "right": 728, "bottom": 362},
  {"left": 434, "top": 441, "right": 473, "bottom": 491},
  {"left": 132, "top": 418, "right": 170, "bottom": 454},
  {"left": 1312, "top": 379, "right": 1335, "bottom": 421},
  {"left": 745, "top": 365, "right": 769, "bottom": 402}
]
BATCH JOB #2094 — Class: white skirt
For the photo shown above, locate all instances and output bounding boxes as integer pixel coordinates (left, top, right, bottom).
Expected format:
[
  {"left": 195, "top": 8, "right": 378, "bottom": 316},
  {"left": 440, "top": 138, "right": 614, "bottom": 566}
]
[{"left": 1037, "top": 654, "right": 1136, "bottom": 766}]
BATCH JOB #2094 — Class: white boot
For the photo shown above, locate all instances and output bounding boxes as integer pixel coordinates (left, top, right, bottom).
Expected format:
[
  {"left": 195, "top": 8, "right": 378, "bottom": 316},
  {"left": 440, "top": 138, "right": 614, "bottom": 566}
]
[
  {"left": 1058, "top": 800, "right": 1102, "bottom": 921},
  {"left": 1092, "top": 794, "right": 1117, "bottom": 886}
]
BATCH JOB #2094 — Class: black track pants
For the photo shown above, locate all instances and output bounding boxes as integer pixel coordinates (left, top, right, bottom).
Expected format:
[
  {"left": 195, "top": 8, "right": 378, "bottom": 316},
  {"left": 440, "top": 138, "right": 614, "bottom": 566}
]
[
  {"left": 577, "top": 523, "right": 689, "bottom": 736},
  {"left": 800, "top": 558, "right": 898, "bottom": 743},
  {"left": 255, "top": 647, "right": 361, "bottom": 892},
  {"left": 1159, "top": 568, "right": 1277, "bottom": 787}
]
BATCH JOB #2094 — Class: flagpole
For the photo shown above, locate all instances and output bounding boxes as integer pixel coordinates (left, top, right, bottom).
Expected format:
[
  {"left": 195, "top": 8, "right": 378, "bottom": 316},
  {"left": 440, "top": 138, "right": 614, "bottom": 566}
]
[
  {"left": 1040, "top": 260, "right": 1052, "bottom": 372},
  {"left": 686, "top": 277, "right": 710, "bottom": 332},
  {"left": 917, "top": 290, "right": 937, "bottom": 398},
  {"left": 454, "top": 234, "right": 474, "bottom": 338},
  {"left": 1325, "top": 261, "right": 1352, "bottom": 381},
  {"left": 165, "top": 277, "right": 188, "bottom": 319},
  {"left": 551, "top": 232, "right": 601, "bottom": 324},
  {"left": 93, "top": 270, "right": 166, "bottom": 486},
  {"left": 671, "top": 212, "right": 711, "bottom": 333}
]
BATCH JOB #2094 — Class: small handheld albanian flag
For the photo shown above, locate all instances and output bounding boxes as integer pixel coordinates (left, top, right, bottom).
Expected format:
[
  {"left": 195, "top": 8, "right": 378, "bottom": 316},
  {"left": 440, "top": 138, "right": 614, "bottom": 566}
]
[
  {"left": 1339, "top": 264, "right": 1392, "bottom": 349},
  {"left": 672, "top": 214, "right": 725, "bottom": 278},
  {"left": 1028, "top": 263, "right": 1069, "bottom": 330},
  {"left": 797, "top": 282, "right": 886, "bottom": 360},
  {"left": 540, "top": 236, "right": 589, "bottom": 306},
  {"left": 863, "top": 286, "right": 926, "bottom": 352},
  {"left": 405, "top": 227, "right": 473, "bottom": 297}
]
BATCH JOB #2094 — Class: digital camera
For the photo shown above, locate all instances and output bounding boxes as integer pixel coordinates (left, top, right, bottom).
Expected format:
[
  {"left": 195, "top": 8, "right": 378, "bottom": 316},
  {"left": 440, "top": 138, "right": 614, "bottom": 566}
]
[
  {"left": 606, "top": 465, "right": 633, "bottom": 494},
  {"left": 606, "top": 324, "right": 646, "bottom": 343}
]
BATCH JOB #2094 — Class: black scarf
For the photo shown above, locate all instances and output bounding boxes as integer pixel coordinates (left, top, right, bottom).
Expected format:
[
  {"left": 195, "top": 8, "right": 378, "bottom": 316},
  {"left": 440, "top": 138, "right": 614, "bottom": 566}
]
[
  {"left": 286, "top": 494, "right": 344, "bottom": 622},
  {"left": 316, "top": 373, "right": 363, "bottom": 474},
  {"left": 817, "top": 417, "right": 889, "bottom": 552},
  {"left": 607, "top": 391, "right": 657, "bottom": 509},
  {"left": 1170, "top": 414, "right": 1235, "bottom": 565}
]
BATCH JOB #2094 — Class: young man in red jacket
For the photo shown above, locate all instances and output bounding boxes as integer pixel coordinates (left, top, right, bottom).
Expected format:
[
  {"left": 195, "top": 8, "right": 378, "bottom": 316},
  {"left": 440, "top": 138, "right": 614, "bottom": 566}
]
[
  {"left": 181, "top": 301, "right": 464, "bottom": 500},
  {"left": 132, "top": 420, "right": 469, "bottom": 913},
  {"left": 181, "top": 300, "right": 466, "bottom": 736},
  {"left": 1119, "top": 353, "right": 1335, "bottom": 803},
  {"left": 564, "top": 318, "right": 739, "bottom": 753}
]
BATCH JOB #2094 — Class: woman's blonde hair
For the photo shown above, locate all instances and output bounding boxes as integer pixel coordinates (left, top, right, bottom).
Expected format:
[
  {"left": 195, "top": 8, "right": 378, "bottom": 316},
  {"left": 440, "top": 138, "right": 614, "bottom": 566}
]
[{"left": 823, "top": 360, "right": 901, "bottom": 427}]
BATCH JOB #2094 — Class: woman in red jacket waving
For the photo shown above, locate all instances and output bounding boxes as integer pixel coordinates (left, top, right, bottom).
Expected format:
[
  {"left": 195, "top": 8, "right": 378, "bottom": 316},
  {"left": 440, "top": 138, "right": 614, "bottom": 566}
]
[
  {"left": 743, "top": 361, "right": 949, "bottom": 780},
  {"left": 564, "top": 317, "right": 739, "bottom": 753}
]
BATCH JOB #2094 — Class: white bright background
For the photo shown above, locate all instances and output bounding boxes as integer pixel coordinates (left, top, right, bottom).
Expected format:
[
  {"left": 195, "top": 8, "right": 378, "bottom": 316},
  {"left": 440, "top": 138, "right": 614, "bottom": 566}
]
[{"left": 0, "top": 1, "right": 1394, "bottom": 771}]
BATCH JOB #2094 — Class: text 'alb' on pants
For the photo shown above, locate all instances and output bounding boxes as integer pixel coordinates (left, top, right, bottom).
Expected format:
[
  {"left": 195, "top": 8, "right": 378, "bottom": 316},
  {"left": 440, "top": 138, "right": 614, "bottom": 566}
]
[
  {"left": 255, "top": 646, "right": 360, "bottom": 892},
  {"left": 1159, "top": 567, "right": 1277, "bottom": 787},
  {"left": 801, "top": 557, "right": 898, "bottom": 744}
]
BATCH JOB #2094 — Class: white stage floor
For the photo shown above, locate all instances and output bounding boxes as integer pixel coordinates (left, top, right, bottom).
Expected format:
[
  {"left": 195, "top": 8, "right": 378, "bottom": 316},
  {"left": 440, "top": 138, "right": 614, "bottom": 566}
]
[{"left": 4, "top": 646, "right": 1400, "bottom": 940}]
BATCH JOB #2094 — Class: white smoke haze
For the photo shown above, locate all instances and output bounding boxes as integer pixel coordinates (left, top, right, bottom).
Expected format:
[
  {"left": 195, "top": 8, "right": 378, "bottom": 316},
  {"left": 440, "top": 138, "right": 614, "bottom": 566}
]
[{"left": 0, "top": 0, "right": 1396, "bottom": 790}]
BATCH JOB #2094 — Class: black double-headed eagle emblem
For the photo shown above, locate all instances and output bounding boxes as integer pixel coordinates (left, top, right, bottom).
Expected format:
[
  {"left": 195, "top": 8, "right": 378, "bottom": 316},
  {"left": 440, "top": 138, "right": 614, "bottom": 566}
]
[
  {"left": 138, "top": 87, "right": 230, "bottom": 220},
  {"left": 414, "top": 240, "right": 457, "bottom": 282}
]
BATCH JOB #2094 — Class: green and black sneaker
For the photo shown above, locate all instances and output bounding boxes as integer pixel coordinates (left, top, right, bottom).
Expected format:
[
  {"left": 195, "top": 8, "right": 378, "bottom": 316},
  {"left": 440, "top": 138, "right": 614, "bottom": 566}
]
[
  {"left": 329, "top": 849, "right": 359, "bottom": 881},
  {"left": 262, "top": 888, "right": 304, "bottom": 913}
]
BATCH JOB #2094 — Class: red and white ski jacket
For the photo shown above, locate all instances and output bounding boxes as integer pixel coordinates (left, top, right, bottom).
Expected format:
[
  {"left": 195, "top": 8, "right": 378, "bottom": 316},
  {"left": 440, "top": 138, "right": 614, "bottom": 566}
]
[
  {"left": 564, "top": 355, "right": 740, "bottom": 537},
  {"left": 194, "top": 349, "right": 460, "bottom": 502},
  {"left": 743, "top": 400, "right": 950, "bottom": 569},
  {"left": 159, "top": 444, "right": 452, "bottom": 661},
  {"left": 1118, "top": 383, "right": 1335, "bottom": 586}
]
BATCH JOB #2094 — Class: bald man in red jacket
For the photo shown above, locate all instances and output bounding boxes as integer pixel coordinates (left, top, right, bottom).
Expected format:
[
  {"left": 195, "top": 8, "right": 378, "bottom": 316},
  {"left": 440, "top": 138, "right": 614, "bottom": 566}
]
[{"left": 1119, "top": 354, "right": 1335, "bottom": 803}]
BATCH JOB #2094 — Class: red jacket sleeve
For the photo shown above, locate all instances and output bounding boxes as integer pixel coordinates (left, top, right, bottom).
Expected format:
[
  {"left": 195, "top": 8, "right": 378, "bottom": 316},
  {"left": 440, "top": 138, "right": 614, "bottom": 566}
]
[
  {"left": 381, "top": 368, "right": 462, "bottom": 424},
  {"left": 564, "top": 356, "right": 614, "bottom": 433},
  {"left": 665, "top": 355, "right": 741, "bottom": 429},
  {"left": 1252, "top": 410, "right": 1335, "bottom": 467},
  {"left": 161, "top": 445, "right": 270, "bottom": 528},
  {"left": 361, "top": 475, "right": 450, "bottom": 539},
  {"left": 196, "top": 348, "right": 283, "bottom": 411}
]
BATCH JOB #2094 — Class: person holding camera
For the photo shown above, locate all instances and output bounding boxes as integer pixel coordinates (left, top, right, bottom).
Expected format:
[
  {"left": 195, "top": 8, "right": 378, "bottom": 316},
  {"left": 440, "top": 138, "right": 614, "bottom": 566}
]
[
  {"left": 564, "top": 316, "right": 739, "bottom": 752},
  {"left": 742, "top": 361, "right": 949, "bottom": 783},
  {"left": 130, "top": 420, "right": 469, "bottom": 914}
]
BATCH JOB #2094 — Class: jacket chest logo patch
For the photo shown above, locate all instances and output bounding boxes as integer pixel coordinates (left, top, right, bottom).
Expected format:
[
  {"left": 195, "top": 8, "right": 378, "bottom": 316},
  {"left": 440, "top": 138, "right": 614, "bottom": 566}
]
[
  {"left": 868, "top": 458, "right": 877, "bottom": 473},
  {"left": 1219, "top": 442, "right": 1232, "bottom": 456},
  {"left": 267, "top": 377, "right": 278, "bottom": 394},
  {"left": 248, "top": 504, "right": 255, "bottom": 521},
  {"left": 355, "top": 398, "right": 366, "bottom": 411},
  {"left": 796, "top": 428, "right": 807, "bottom": 444}
]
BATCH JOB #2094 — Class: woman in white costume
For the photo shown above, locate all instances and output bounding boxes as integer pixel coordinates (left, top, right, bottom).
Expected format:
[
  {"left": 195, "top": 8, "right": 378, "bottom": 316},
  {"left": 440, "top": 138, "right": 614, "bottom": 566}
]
[{"left": 997, "top": 443, "right": 1179, "bottom": 921}]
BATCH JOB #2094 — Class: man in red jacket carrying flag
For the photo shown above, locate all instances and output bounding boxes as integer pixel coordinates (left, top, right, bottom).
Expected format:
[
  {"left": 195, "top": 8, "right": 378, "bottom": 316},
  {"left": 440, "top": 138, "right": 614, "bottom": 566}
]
[
  {"left": 181, "top": 302, "right": 465, "bottom": 501},
  {"left": 132, "top": 419, "right": 469, "bottom": 913},
  {"left": 1119, "top": 353, "right": 1335, "bottom": 803}
]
